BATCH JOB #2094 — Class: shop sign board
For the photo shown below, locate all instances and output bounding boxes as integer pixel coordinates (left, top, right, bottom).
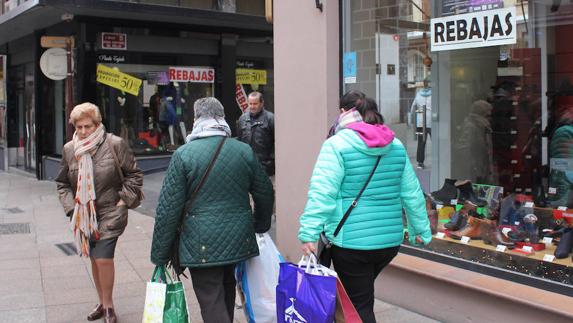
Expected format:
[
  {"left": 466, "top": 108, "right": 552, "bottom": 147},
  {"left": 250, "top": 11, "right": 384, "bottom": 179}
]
[
  {"left": 168, "top": 66, "right": 215, "bottom": 83},
  {"left": 235, "top": 84, "right": 249, "bottom": 112},
  {"left": 101, "top": 33, "right": 127, "bottom": 50},
  {"left": 40, "top": 48, "right": 69, "bottom": 81},
  {"left": 431, "top": 7, "right": 516, "bottom": 52},
  {"left": 343, "top": 52, "right": 357, "bottom": 84},
  {"left": 98, "top": 54, "right": 126, "bottom": 64},
  {"left": 442, "top": 0, "right": 504, "bottom": 16},
  {"left": 96, "top": 64, "right": 142, "bottom": 96},
  {"left": 236, "top": 68, "right": 267, "bottom": 85},
  {"left": 41, "top": 36, "right": 75, "bottom": 49}
]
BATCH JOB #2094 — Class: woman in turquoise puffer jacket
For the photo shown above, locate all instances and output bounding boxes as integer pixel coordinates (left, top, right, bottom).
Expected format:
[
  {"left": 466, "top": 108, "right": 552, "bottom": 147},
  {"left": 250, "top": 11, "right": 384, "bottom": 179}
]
[{"left": 298, "top": 96, "right": 431, "bottom": 323}]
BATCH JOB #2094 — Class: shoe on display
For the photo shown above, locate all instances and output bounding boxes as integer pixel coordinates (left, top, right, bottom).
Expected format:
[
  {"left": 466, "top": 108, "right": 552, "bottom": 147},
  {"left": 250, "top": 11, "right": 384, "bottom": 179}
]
[
  {"left": 431, "top": 178, "right": 458, "bottom": 204},
  {"left": 450, "top": 216, "right": 483, "bottom": 240},
  {"left": 481, "top": 221, "right": 515, "bottom": 249},
  {"left": 523, "top": 213, "right": 539, "bottom": 244},
  {"left": 444, "top": 210, "right": 466, "bottom": 231},
  {"left": 554, "top": 229, "right": 573, "bottom": 259},
  {"left": 455, "top": 180, "right": 488, "bottom": 207}
]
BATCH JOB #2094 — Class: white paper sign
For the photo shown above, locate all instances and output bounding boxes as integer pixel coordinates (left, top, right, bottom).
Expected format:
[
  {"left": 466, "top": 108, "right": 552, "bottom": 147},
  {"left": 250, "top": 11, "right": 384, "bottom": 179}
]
[
  {"left": 524, "top": 202, "right": 534, "bottom": 208},
  {"left": 514, "top": 221, "right": 520, "bottom": 226},
  {"left": 496, "top": 245, "right": 507, "bottom": 252},
  {"left": 558, "top": 206, "right": 568, "bottom": 211},
  {"left": 502, "top": 227, "right": 512, "bottom": 236},
  {"left": 543, "top": 254, "right": 555, "bottom": 262},
  {"left": 543, "top": 237, "right": 553, "bottom": 244},
  {"left": 461, "top": 236, "right": 471, "bottom": 244},
  {"left": 436, "top": 204, "right": 444, "bottom": 210},
  {"left": 436, "top": 232, "right": 446, "bottom": 239},
  {"left": 549, "top": 187, "right": 557, "bottom": 194},
  {"left": 451, "top": 199, "right": 458, "bottom": 205},
  {"left": 431, "top": 7, "right": 517, "bottom": 52},
  {"left": 522, "top": 246, "right": 533, "bottom": 253}
]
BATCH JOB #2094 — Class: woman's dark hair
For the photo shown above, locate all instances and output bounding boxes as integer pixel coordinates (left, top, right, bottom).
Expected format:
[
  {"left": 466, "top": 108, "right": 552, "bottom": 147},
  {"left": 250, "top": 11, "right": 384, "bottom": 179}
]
[
  {"left": 356, "top": 97, "right": 385, "bottom": 125},
  {"left": 340, "top": 90, "right": 366, "bottom": 111}
]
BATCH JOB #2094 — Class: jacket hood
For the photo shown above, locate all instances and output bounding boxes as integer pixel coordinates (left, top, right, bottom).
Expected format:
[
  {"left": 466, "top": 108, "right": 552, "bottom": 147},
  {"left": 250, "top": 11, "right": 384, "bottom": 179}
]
[{"left": 338, "top": 123, "right": 395, "bottom": 156}]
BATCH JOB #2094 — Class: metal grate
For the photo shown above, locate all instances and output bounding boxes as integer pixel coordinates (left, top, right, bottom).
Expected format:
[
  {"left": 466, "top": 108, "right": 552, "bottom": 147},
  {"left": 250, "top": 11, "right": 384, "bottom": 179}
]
[
  {"left": 0, "top": 223, "right": 31, "bottom": 234},
  {"left": 55, "top": 242, "right": 77, "bottom": 256}
]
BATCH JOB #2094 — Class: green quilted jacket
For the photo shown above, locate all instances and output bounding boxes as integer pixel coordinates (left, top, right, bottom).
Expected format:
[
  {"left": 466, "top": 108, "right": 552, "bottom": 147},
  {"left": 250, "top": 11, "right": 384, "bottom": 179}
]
[{"left": 150, "top": 136, "right": 274, "bottom": 268}]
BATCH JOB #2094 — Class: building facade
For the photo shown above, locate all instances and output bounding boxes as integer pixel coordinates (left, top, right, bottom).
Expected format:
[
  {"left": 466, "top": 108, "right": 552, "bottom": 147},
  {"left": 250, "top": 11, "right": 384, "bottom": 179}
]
[
  {"left": 275, "top": 1, "right": 573, "bottom": 321},
  {"left": 0, "top": 0, "right": 273, "bottom": 179}
]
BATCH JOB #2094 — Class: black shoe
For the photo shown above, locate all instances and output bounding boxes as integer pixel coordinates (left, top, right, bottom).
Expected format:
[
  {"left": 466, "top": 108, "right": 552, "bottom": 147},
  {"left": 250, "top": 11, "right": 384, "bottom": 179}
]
[
  {"left": 444, "top": 210, "right": 467, "bottom": 231},
  {"left": 555, "top": 229, "right": 573, "bottom": 259},
  {"left": 456, "top": 180, "right": 487, "bottom": 207},
  {"left": 431, "top": 178, "right": 457, "bottom": 204},
  {"left": 523, "top": 214, "right": 539, "bottom": 244}
]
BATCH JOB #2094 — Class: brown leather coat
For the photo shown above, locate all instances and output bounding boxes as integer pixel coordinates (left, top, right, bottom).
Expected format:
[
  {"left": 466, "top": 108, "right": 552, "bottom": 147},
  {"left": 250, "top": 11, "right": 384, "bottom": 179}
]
[{"left": 56, "top": 134, "right": 144, "bottom": 240}]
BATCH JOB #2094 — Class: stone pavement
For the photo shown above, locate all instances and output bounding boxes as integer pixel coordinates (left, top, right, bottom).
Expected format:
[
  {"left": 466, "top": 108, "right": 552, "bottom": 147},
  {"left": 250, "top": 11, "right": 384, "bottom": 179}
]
[{"left": 0, "top": 171, "right": 438, "bottom": 323}]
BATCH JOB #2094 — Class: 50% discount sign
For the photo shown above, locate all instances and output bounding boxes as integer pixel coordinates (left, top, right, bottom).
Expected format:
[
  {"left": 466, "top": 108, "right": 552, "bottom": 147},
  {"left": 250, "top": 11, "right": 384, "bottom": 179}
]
[{"left": 96, "top": 64, "right": 142, "bottom": 96}]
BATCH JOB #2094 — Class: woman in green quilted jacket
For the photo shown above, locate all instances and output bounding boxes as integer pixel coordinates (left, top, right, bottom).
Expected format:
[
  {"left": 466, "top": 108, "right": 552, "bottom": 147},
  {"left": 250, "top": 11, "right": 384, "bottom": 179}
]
[
  {"left": 299, "top": 96, "right": 431, "bottom": 323},
  {"left": 151, "top": 97, "right": 274, "bottom": 323}
]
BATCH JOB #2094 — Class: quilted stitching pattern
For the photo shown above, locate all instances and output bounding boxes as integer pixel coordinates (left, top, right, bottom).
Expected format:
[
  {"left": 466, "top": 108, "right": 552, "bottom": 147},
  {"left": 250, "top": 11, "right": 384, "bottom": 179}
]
[
  {"left": 298, "top": 130, "right": 431, "bottom": 249},
  {"left": 151, "top": 137, "right": 274, "bottom": 267}
]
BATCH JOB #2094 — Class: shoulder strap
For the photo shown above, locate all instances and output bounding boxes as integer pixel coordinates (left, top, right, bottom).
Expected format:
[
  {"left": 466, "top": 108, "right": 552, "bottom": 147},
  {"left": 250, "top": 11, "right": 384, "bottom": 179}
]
[
  {"left": 333, "top": 155, "right": 382, "bottom": 237},
  {"left": 182, "top": 137, "right": 226, "bottom": 216},
  {"left": 106, "top": 134, "right": 124, "bottom": 183}
]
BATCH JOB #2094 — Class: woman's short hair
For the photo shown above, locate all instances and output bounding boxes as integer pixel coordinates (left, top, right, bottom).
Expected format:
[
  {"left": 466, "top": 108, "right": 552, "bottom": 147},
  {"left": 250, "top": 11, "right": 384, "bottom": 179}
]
[
  {"left": 69, "top": 102, "right": 102, "bottom": 125},
  {"left": 194, "top": 97, "right": 225, "bottom": 119}
]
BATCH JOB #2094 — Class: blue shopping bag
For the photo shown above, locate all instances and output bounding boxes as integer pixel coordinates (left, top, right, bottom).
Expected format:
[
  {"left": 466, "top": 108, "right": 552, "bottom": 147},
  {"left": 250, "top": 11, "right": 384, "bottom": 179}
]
[{"left": 276, "top": 255, "right": 337, "bottom": 323}]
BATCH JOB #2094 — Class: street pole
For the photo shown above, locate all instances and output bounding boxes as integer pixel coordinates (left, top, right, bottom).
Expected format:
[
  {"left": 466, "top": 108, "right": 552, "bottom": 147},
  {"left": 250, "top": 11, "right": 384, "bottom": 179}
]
[{"left": 65, "top": 37, "right": 74, "bottom": 141}]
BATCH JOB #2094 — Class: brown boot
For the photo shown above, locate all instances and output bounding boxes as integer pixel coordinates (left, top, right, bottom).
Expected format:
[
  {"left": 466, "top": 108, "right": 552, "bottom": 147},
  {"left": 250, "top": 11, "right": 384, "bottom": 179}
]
[
  {"left": 450, "top": 216, "right": 483, "bottom": 239},
  {"left": 87, "top": 304, "right": 103, "bottom": 321},
  {"left": 104, "top": 307, "right": 117, "bottom": 323},
  {"left": 481, "top": 220, "right": 515, "bottom": 248}
]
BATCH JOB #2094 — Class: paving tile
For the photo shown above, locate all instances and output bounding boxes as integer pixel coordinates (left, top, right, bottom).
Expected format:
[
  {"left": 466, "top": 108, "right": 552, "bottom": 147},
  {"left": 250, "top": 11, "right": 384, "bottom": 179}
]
[
  {"left": 41, "top": 264, "right": 89, "bottom": 279},
  {"left": 0, "top": 308, "right": 46, "bottom": 323},
  {"left": 0, "top": 292, "right": 45, "bottom": 311},
  {"left": 43, "top": 287, "right": 97, "bottom": 306},
  {"left": 45, "top": 302, "right": 93, "bottom": 323},
  {"left": 114, "top": 295, "right": 146, "bottom": 316},
  {"left": 42, "top": 276, "right": 94, "bottom": 294},
  {"left": 0, "top": 248, "right": 39, "bottom": 260},
  {"left": 0, "top": 267, "right": 42, "bottom": 281},
  {"left": 0, "top": 278, "right": 43, "bottom": 294},
  {"left": 114, "top": 281, "right": 147, "bottom": 299}
]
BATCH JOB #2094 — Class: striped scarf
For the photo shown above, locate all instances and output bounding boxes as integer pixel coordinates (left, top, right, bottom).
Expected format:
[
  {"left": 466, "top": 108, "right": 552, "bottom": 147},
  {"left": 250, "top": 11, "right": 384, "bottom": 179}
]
[
  {"left": 334, "top": 108, "right": 363, "bottom": 134},
  {"left": 71, "top": 124, "right": 105, "bottom": 257}
]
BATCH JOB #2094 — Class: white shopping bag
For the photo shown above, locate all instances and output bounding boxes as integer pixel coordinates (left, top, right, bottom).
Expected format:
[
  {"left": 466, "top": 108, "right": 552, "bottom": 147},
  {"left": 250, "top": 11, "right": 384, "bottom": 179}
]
[
  {"left": 142, "top": 267, "right": 167, "bottom": 323},
  {"left": 236, "top": 233, "right": 283, "bottom": 323}
]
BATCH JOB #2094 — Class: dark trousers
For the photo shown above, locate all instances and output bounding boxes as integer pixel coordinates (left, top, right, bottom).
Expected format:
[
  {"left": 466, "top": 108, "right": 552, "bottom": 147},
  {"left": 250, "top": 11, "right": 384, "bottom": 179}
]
[
  {"left": 416, "top": 127, "right": 431, "bottom": 165},
  {"left": 332, "top": 245, "right": 400, "bottom": 323},
  {"left": 188, "top": 264, "right": 236, "bottom": 323}
]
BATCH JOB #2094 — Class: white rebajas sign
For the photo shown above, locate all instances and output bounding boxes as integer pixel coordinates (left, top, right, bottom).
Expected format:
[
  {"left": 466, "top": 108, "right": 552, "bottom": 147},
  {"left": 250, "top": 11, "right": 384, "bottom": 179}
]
[{"left": 431, "top": 7, "right": 516, "bottom": 52}]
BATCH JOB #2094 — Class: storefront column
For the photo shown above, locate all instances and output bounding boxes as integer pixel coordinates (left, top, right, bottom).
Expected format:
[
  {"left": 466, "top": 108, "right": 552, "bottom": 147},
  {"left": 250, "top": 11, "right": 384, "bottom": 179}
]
[
  {"left": 220, "top": 33, "right": 239, "bottom": 134},
  {"left": 274, "top": 1, "right": 340, "bottom": 260}
]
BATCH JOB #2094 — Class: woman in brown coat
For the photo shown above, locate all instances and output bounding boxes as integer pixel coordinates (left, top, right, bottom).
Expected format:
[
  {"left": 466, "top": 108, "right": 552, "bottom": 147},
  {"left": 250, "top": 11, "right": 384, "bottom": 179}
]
[{"left": 56, "top": 102, "right": 143, "bottom": 323}]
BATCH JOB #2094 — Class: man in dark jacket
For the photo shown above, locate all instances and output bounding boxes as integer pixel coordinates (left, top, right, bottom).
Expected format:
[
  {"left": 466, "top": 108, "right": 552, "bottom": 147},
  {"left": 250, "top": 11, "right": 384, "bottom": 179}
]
[
  {"left": 150, "top": 97, "right": 274, "bottom": 323},
  {"left": 237, "top": 91, "right": 275, "bottom": 176}
]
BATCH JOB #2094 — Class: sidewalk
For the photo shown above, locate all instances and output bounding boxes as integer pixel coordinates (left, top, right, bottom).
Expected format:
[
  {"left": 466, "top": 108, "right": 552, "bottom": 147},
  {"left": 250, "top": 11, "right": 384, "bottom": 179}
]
[{"left": 0, "top": 171, "right": 438, "bottom": 323}]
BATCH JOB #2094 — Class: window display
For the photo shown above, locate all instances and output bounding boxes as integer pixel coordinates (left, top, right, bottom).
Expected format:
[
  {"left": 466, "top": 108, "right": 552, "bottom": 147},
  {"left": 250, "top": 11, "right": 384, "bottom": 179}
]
[
  {"left": 96, "top": 64, "right": 214, "bottom": 154},
  {"left": 342, "top": 0, "right": 573, "bottom": 287}
]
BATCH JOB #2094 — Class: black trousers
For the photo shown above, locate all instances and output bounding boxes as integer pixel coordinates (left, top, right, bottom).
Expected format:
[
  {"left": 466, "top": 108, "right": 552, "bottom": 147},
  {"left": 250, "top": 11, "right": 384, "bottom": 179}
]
[
  {"left": 416, "top": 127, "right": 431, "bottom": 165},
  {"left": 332, "top": 245, "right": 400, "bottom": 323},
  {"left": 188, "top": 264, "right": 236, "bottom": 323}
]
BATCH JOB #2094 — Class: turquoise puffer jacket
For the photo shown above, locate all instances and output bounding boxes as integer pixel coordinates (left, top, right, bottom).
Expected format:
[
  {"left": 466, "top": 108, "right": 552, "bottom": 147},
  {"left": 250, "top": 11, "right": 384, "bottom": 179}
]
[{"left": 298, "top": 128, "right": 431, "bottom": 250}]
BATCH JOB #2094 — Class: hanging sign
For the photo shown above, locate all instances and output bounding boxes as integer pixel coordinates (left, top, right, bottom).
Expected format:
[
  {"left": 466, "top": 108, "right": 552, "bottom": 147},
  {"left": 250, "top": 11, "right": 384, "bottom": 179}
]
[
  {"left": 96, "top": 64, "right": 142, "bottom": 96},
  {"left": 101, "top": 33, "right": 127, "bottom": 50},
  {"left": 431, "top": 7, "right": 516, "bottom": 52},
  {"left": 236, "top": 68, "right": 267, "bottom": 85},
  {"left": 343, "top": 52, "right": 357, "bottom": 84},
  {"left": 168, "top": 66, "right": 215, "bottom": 83},
  {"left": 235, "top": 84, "right": 249, "bottom": 112},
  {"left": 40, "top": 48, "right": 69, "bottom": 81}
]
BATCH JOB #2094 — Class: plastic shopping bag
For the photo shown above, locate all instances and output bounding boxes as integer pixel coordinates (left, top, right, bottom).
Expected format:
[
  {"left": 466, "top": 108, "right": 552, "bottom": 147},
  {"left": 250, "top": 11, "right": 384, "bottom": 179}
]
[
  {"left": 142, "top": 266, "right": 168, "bottom": 323},
  {"left": 335, "top": 277, "right": 362, "bottom": 323},
  {"left": 142, "top": 266, "right": 190, "bottom": 323},
  {"left": 236, "top": 233, "right": 283, "bottom": 323},
  {"left": 276, "top": 255, "right": 337, "bottom": 323}
]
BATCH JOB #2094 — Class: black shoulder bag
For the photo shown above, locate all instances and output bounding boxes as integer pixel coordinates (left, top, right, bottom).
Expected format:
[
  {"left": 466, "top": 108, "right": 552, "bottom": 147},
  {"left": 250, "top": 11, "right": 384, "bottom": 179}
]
[
  {"left": 316, "top": 155, "right": 382, "bottom": 267},
  {"left": 168, "top": 137, "right": 226, "bottom": 277}
]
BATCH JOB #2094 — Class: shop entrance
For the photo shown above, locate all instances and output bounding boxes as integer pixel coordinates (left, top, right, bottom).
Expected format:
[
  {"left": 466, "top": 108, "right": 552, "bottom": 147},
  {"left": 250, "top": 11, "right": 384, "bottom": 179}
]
[{"left": 7, "top": 63, "right": 36, "bottom": 172}]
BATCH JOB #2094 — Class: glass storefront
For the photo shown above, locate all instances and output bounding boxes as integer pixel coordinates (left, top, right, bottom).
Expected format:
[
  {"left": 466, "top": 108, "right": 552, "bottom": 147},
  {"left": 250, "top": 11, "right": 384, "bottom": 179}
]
[
  {"left": 342, "top": 0, "right": 573, "bottom": 288},
  {"left": 96, "top": 63, "right": 215, "bottom": 154}
]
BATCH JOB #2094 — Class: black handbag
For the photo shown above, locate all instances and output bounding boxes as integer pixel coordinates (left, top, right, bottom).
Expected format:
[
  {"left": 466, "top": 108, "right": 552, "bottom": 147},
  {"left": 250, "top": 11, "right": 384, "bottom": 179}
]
[
  {"left": 168, "top": 137, "right": 226, "bottom": 277},
  {"left": 316, "top": 155, "right": 382, "bottom": 267}
]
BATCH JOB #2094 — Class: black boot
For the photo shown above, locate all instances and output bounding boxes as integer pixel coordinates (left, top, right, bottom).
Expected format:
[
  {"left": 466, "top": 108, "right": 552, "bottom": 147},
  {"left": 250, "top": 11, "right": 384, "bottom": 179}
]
[
  {"left": 456, "top": 180, "right": 487, "bottom": 207},
  {"left": 431, "top": 178, "right": 458, "bottom": 204},
  {"left": 555, "top": 229, "right": 573, "bottom": 259}
]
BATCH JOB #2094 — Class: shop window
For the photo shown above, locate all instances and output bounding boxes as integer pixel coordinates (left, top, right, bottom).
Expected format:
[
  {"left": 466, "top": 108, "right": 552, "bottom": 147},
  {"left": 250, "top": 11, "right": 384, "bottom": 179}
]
[
  {"left": 96, "top": 63, "right": 214, "bottom": 155},
  {"left": 342, "top": 0, "right": 573, "bottom": 290}
]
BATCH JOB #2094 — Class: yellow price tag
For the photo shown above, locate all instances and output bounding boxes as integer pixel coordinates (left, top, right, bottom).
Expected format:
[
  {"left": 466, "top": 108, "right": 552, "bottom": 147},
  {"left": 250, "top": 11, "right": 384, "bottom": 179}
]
[
  {"left": 236, "top": 68, "right": 267, "bottom": 85},
  {"left": 96, "top": 64, "right": 142, "bottom": 96}
]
